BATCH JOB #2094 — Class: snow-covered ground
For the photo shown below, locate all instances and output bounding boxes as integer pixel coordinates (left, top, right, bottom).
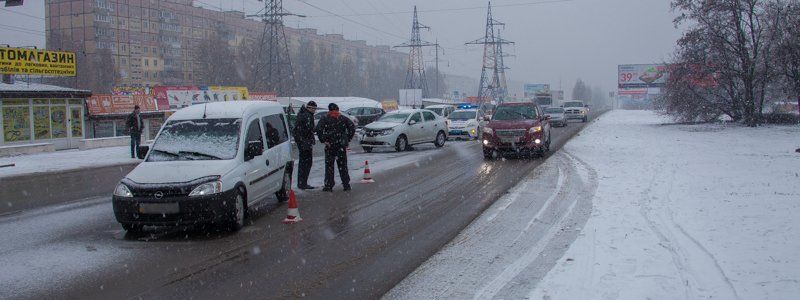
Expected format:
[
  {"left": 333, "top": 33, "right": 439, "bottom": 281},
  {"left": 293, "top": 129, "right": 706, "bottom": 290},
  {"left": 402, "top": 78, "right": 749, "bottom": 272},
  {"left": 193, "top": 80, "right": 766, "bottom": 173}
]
[
  {"left": 0, "top": 146, "right": 138, "bottom": 178},
  {"left": 388, "top": 110, "right": 800, "bottom": 299}
]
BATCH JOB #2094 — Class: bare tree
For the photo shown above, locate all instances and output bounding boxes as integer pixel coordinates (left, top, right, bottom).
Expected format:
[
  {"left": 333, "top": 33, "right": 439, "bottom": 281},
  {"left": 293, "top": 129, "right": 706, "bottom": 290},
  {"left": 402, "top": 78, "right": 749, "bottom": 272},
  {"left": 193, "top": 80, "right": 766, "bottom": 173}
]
[{"left": 195, "top": 25, "right": 240, "bottom": 86}]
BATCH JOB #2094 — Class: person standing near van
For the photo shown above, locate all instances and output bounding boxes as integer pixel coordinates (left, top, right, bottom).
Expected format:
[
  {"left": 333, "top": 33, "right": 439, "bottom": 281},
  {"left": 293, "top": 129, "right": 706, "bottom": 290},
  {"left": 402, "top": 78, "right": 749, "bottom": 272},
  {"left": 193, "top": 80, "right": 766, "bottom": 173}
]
[
  {"left": 293, "top": 101, "right": 317, "bottom": 190},
  {"left": 126, "top": 105, "right": 144, "bottom": 158},
  {"left": 315, "top": 103, "right": 356, "bottom": 192}
]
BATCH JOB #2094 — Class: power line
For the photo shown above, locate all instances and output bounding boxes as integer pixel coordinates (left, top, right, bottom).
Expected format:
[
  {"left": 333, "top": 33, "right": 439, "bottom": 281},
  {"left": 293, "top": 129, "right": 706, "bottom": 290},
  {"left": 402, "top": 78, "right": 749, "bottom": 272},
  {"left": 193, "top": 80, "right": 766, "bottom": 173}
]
[
  {"left": 0, "top": 7, "right": 45, "bottom": 20},
  {"left": 293, "top": 0, "right": 406, "bottom": 42},
  {"left": 306, "top": 0, "right": 576, "bottom": 18},
  {"left": 0, "top": 24, "right": 46, "bottom": 36}
]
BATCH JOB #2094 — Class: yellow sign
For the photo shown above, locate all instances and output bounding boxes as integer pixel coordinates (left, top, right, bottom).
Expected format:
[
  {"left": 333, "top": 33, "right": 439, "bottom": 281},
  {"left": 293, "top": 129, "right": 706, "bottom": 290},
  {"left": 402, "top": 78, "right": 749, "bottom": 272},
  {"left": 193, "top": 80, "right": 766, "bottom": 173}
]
[
  {"left": 209, "top": 86, "right": 249, "bottom": 100},
  {"left": 0, "top": 47, "right": 76, "bottom": 76}
]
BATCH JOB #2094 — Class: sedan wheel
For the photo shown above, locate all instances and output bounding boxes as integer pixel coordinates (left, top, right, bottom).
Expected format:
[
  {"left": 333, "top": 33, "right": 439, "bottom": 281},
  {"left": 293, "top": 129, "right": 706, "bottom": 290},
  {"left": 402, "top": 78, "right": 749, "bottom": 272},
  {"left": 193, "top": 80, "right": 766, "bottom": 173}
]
[
  {"left": 435, "top": 131, "right": 446, "bottom": 148},
  {"left": 395, "top": 135, "right": 408, "bottom": 152}
]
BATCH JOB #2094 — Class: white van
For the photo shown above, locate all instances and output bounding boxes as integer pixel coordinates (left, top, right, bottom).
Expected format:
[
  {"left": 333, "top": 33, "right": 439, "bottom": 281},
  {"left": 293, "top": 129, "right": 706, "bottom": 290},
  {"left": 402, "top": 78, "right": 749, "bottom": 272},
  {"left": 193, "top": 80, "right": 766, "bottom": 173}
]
[{"left": 112, "top": 101, "right": 294, "bottom": 232}]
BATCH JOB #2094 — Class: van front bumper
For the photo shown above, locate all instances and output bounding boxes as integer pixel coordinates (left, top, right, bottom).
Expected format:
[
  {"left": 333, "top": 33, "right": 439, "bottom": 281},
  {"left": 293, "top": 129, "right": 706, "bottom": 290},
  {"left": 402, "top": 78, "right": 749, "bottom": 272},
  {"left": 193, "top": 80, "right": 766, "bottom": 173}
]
[{"left": 112, "top": 189, "right": 238, "bottom": 227}]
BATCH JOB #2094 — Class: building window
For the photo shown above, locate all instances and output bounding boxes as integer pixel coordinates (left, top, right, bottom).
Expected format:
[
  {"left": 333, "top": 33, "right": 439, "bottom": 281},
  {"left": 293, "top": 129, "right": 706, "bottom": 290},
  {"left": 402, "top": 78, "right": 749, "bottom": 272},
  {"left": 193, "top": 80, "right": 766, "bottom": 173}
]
[
  {"left": 153, "top": 60, "right": 157, "bottom": 67},
  {"left": 144, "top": 59, "right": 149, "bottom": 66},
  {"left": 2, "top": 100, "right": 31, "bottom": 142}
]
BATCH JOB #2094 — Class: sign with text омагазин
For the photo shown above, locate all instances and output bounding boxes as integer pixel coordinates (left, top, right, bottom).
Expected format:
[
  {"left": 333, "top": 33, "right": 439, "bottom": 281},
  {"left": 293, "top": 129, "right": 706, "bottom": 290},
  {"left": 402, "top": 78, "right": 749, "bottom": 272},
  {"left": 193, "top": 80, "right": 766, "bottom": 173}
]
[{"left": 0, "top": 47, "right": 76, "bottom": 76}]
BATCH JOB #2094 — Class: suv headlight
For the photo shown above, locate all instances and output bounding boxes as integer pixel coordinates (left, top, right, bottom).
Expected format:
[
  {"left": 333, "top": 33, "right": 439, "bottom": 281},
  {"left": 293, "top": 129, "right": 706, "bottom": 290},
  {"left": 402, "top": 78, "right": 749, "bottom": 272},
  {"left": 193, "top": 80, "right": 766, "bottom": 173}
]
[
  {"left": 380, "top": 128, "right": 394, "bottom": 136},
  {"left": 529, "top": 126, "right": 543, "bottom": 134},
  {"left": 482, "top": 127, "right": 493, "bottom": 135},
  {"left": 189, "top": 181, "right": 222, "bottom": 197},
  {"left": 114, "top": 183, "right": 133, "bottom": 198}
]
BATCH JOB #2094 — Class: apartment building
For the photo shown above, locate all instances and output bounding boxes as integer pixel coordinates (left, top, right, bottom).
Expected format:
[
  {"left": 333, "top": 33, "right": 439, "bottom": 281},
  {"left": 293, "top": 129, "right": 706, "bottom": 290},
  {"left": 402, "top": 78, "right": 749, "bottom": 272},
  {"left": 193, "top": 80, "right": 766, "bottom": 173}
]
[{"left": 45, "top": 0, "right": 408, "bottom": 87}]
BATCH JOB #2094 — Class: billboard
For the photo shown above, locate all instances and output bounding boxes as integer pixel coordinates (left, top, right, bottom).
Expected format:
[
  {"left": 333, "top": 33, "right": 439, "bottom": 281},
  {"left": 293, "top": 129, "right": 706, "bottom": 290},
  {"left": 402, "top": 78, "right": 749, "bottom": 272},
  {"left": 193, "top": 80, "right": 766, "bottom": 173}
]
[
  {"left": 618, "top": 64, "right": 668, "bottom": 88},
  {"left": 524, "top": 84, "right": 550, "bottom": 98},
  {"left": 0, "top": 47, "right": 76, "bottom": 76},
  {"left": 86, "top": 94, "right": 158, "bottom": 115},
  {"left": 152, "top": 86, "right": 248, "bottom": 110},
  {"left": 399, "top": 89, "right": 422, "bottom": 107},
  {"left": 250, "top": 93, "right": 278, "bottom": 101}
]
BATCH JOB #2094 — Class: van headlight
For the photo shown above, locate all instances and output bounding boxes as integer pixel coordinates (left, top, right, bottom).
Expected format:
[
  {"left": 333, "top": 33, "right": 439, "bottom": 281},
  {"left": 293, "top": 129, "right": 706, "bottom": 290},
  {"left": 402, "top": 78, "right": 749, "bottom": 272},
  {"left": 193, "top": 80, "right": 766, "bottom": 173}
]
[
  {"left": 114, "top": 183, "right": 133, "bottom": 198},
  {"left": 189, "top": 181, "right": 222, "bottom": 197},
  {"left": 530, "top": 126, "right": 543, "bottom": 134},
  {"left": 482, "top": 127, "right": 493, "bottom": 135}
]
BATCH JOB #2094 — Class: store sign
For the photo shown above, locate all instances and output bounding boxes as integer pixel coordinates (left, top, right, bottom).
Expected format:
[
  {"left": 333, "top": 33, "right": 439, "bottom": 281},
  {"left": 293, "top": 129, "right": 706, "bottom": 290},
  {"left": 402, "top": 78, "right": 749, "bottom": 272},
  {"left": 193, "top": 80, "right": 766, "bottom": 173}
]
[
  {"left": 0, "top": 47, "right": 76, "bottom": 76},
  {"left": 618, "top": 64, "right": 668, "bottom": 88},
  {"left": 87, "top": 95, "right": 158, "bottom": 115},
  {"left": 250, "top": 93, "right": 278, "bottom": 101}
]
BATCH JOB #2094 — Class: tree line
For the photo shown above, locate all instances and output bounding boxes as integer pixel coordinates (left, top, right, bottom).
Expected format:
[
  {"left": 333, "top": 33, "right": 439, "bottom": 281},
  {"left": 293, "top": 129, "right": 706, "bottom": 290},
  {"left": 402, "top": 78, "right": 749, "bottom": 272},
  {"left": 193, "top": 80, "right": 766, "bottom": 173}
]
[{"left": 660, "top": 0, "right": 799, "bottom": 125}]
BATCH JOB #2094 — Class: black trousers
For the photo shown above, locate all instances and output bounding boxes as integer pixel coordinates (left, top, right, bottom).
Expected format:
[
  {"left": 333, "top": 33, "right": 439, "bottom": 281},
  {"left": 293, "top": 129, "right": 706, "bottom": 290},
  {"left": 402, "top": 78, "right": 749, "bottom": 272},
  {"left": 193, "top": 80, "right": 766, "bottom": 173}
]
[
  {"left": 324, "top": 146, "right": 350, "bottom": 188},
  {"left": 297, "top": 144, "right": 313, "bottom": 187}
]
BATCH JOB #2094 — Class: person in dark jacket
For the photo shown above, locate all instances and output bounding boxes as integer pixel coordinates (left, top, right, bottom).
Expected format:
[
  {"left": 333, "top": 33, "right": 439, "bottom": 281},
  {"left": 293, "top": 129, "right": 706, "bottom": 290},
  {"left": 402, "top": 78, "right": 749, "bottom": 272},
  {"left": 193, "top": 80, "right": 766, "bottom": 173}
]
[
  {"left": 126, "top": 105, "right": 144, "bottom": 158},
  {"left": 293, "top": 101, "right": 318, "bottom": 190},
  {"left": 315, "top": 103, "right": 356, "bottom": 192}
]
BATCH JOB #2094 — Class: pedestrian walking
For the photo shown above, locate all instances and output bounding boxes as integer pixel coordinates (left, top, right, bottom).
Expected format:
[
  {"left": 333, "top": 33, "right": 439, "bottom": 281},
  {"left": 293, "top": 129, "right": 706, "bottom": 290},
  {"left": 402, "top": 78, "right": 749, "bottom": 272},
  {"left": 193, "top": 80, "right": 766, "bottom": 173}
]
[
  {"left": 293, "top": 101, "right": 318, "bottom": 190},
  {"left": 315, "top": 103, "right": 356, "bottom": 192},
  {"left": 126, "top": 105, "right": 144, "bottom": 158}
]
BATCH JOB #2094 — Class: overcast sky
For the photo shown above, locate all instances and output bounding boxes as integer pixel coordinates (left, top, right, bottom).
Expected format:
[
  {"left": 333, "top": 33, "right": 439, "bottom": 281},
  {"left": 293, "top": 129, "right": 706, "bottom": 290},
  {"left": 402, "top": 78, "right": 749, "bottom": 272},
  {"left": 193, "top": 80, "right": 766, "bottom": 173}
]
[{"left": 0, "top": 0, "right": 683, "bottom": 97}]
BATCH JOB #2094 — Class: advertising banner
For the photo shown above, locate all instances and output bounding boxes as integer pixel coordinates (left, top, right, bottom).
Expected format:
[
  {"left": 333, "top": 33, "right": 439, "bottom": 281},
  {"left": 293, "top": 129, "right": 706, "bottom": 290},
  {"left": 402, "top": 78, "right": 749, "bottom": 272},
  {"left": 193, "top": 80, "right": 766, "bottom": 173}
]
[
  {"left": 0, "top": 47, "right": 76, "bottom": 76},
  {"left": 524, "top": 84, "right": 550, "bottom": 98},
  {"left": 618, "top": 64, "right": 668, "bottom": 88},
  {"left": 381, "top": 100, "right": 399, "bottom": 112},
  {"left": 152, "top": 86, "right": 198, "bottom": 110},
  {"left": 2, "top": 106, "right": 30, "bottom": 142},
  {"left": 87, "top": 94, "right": 158, "bottom": 115}
]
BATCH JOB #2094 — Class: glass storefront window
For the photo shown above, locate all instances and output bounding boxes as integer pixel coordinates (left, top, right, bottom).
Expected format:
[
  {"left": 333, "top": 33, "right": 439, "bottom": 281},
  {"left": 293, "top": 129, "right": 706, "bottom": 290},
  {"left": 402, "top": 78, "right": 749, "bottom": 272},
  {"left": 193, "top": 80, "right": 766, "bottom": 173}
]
[
  {"left": 70, "top": 107, "right": 83, "bottom": 138},
  {"left": 33, "top": 106, "right": 51, "bottom": 140},
  {"left": 51, "top": 106, "right": 68, "bottom": 139},
  {"left": 94, "top": 121, "right": 115, "bottom": 138},
  {"left": 3, "top": 106, "right": 31, "bottom": 142},
  {"left": 148, "top": 118, "right": 163, "bottom": 139},
  {"left": 114, "top": 120, "right": 127, "bottom": 137}
]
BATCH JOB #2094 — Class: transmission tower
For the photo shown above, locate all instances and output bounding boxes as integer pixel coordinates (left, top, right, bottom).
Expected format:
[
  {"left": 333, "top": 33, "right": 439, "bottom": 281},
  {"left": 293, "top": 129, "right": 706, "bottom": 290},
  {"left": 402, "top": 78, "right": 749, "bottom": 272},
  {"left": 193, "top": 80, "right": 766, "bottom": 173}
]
[
  {"left": 249, "top": 0, "right": 304, "bottom": 95},
  {"left": 395, "top": 6, "right": 437, "bottom": 98},
  {"left": 466, "top": 2, "right": 514, "bottom": 105}
]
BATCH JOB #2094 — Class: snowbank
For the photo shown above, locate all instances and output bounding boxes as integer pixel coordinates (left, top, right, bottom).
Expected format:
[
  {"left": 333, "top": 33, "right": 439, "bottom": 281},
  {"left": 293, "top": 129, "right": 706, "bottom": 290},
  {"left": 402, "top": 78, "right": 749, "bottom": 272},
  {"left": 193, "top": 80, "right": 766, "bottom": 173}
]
[{"left": 0, "top": 146, "right": 138, "bottom": 178}]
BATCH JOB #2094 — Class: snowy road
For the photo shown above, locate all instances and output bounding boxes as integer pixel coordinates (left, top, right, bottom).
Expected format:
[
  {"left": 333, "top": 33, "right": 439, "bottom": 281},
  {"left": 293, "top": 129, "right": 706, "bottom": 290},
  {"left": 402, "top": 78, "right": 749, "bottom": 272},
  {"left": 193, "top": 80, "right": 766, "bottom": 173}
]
[{"left": 0, "top": 117, "right": 598, "bottom": 299}]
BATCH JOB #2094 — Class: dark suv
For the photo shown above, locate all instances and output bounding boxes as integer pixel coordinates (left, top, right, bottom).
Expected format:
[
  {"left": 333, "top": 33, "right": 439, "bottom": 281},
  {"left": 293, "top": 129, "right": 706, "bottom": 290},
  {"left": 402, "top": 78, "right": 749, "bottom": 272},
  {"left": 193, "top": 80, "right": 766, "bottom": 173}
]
[
  {"left": 346, "top": 107, "right": 385, "bottom": 127},
  {"left": 481, "top": 102, "right": 551, "bottom": 158}
]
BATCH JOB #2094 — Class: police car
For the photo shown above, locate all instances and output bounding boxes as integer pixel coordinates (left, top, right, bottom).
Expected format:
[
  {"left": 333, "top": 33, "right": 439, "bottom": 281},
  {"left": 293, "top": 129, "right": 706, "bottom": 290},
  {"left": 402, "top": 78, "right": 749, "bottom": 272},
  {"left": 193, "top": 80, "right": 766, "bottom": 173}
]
[{"left": 448, "top": 106, "right": 485, "bottom": 140}]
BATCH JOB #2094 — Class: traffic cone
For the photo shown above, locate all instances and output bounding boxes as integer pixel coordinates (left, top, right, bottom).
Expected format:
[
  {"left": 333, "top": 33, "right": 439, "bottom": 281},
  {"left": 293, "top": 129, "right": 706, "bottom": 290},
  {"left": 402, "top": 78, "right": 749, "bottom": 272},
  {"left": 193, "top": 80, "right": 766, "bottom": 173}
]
[
  {"left": 282, "top": 190, "right": 303, "bottom": 224},
  {"left": 361, "top": 160, "right": 375, "bottom": 183}
]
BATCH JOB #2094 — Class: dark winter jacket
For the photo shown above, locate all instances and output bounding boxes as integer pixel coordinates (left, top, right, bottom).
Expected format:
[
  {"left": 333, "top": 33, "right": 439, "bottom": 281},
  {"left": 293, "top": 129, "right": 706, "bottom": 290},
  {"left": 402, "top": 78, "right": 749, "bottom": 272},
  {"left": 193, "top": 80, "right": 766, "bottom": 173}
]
[
  {"left": 315, "top": 111, "right": 355, "bottom": 148},
  {"left": 293, "top": 106, "right": 316, "bottom": 147},
  {"left": 126, "top": 113, "right": 143, "bottom": 135}
]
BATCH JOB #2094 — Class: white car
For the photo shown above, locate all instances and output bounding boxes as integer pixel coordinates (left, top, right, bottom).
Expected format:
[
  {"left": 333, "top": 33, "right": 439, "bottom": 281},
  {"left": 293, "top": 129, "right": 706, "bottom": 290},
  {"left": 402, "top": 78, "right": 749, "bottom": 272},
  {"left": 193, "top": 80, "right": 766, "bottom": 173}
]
[
  {"left": 360, "top": 109, "right": 448, "bottom": 152},
  {"left": 426, "top": 104, "right": 456, "bottom": 118},
  {"left": 314, "top": 109, "right": 359, "bottom": 127},
  {"left": 562, "top": 100, "right": 589, "bottom": 122},
  {"left": 447, "top": 109, "right": 484, "bottom": 140},
  {"left": 112, "top": 101, "right": 294, "bottom": 232}
]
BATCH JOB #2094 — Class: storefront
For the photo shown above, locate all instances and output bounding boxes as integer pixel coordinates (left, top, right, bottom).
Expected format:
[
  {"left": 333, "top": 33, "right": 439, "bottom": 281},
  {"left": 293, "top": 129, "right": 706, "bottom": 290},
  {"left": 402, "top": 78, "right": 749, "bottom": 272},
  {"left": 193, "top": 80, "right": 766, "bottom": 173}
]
[
  {"left": 85, "top": 94, "right": 166, "bottom": 141},
  {"left": 0, "top": 82, "right": 91, "bottom": 150}
]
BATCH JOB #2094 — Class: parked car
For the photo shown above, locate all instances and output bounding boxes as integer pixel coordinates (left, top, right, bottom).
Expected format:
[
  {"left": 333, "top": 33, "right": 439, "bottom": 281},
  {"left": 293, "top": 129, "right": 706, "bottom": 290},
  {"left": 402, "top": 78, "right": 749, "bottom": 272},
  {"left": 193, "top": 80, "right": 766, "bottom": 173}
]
[
  {"left": 448, "top": 109, "right": 484, "bottom": 140},
  {"left": 112, "top": 101, "right": 294, "bottom": 233},
  {"left": 314, "top": 110, "right": 359, "bottom": 128},
  {"left": 360, "top": 109, "right": 448, "bottom": 152},
  {"left": 481, "top": 102, "right": 551, "bottom": 159},
  {"left": 544, "top": 107, "right": 568, "bottom": 127},
  {"left": 426, "top": 104, "right": 456, "bottom": 118},
  {"left": 562, "top": 100, "right": 589, "bottom": 122},
  {"left": 345, "top": 106, "right": 385, "bottom": 126}
]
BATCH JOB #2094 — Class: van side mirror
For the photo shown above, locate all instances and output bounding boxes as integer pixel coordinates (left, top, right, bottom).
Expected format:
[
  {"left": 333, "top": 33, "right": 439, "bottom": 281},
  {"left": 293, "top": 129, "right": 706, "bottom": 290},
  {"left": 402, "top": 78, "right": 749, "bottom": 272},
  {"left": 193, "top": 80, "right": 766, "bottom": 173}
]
[
  {"left": 245, "top": 140, "right": 264, "bottom": 161},
  {"left": 409, "top": 120, "right": 417, "bottom": 126},
  {"left": 137, "top": 145, "right": 149, "bottom": 159}
]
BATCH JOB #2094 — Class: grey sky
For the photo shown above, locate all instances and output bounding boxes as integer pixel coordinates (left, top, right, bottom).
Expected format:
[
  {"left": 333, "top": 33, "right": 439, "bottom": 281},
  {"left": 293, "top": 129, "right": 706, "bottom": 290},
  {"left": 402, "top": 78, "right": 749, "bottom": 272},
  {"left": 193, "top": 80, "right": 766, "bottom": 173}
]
[{"left": 0, "top": 0, "right": 683, "bottom": 97}]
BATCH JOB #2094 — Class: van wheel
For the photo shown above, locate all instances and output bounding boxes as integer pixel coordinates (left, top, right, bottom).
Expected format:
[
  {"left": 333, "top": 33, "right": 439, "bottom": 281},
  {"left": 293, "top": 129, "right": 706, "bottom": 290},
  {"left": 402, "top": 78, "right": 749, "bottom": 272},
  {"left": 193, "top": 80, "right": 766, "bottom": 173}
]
[
  {"left": 275, "top": 164, "right": 293, "bottom": 203},
  {"left": 395, "top": 135, "right": 408, "bottom": 152},
  {"left": 434, "top": 131, "right": 446, "bottom": 148},
  {"left": 228, "top": 187, "right": 246, "bottom": 232}
]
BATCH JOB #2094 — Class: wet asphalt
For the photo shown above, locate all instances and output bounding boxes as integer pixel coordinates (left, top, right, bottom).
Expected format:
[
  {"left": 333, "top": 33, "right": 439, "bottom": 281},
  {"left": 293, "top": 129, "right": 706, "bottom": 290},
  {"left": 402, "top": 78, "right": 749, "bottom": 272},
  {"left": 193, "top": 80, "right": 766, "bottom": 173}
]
[{"left": 0, "top": 115, "right": 599, "bottom": 300}]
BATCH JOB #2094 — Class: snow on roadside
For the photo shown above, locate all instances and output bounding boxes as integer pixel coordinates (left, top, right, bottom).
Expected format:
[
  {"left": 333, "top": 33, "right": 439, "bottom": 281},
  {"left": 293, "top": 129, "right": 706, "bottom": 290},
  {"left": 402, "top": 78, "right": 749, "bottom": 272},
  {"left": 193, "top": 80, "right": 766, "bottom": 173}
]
[
  {"left": 0, "top": 146, "right": 138, "bottom": 178},
  {"left": 530, "top": 110, "right": 800, "bottom": 299}
]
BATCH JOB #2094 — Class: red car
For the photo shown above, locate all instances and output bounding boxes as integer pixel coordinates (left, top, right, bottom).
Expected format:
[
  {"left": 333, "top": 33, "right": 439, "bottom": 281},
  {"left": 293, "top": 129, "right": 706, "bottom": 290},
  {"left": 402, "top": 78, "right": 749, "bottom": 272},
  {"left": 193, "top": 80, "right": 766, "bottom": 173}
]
[{"left": 481, "top": 102, "right": 552, "bottom": 159}]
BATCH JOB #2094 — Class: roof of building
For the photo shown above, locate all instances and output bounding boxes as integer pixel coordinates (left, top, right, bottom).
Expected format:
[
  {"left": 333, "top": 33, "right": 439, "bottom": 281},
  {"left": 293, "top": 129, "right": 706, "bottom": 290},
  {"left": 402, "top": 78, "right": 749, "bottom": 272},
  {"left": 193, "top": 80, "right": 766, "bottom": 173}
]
[{"left": 0, "top": 81, "right": 92, "bottom": 98}]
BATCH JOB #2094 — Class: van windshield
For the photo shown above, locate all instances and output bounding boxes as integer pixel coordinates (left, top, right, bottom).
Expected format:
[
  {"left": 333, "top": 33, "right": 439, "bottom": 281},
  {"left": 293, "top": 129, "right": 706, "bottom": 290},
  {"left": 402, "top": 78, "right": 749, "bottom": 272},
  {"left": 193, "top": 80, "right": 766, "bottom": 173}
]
[{"left": 147, "top": 118, "right": 242, "bottom": 162}]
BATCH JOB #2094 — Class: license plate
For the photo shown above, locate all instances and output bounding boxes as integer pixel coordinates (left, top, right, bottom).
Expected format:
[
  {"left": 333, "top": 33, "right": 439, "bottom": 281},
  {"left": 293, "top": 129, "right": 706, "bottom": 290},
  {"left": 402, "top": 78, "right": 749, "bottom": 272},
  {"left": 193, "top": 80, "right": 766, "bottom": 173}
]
[
  {"left": 138, "top": 203, "right": 179, "bottom": 214},
  {"left": 450, "top": 130, "right": 463, "bottom": 135},
  {"left": 500, "top": 137, "right": 518, "bottom": 143}
]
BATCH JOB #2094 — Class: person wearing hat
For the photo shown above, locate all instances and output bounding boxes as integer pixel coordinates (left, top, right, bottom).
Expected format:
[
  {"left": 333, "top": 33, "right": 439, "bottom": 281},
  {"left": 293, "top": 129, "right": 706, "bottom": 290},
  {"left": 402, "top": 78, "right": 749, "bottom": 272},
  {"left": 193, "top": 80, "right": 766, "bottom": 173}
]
[
  {"left": 315, "top": 103, "right": 356, "bottom": 191},
  {"left": 126, "top": 105, "right": 144, "bottom": 158},
  {"left": 293, "top": 101, "right": 318, "bottom": 189}
]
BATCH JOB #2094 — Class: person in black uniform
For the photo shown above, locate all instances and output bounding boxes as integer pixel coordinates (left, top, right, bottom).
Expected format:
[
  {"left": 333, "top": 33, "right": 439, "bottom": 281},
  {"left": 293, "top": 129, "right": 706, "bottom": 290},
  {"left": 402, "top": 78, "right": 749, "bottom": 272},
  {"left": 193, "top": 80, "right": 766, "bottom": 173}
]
[
  {"left": 315, "top": 103, "right": 356, "bottom": 192},
  {"left": 293, "top": 101, "right": 318, "bottom": 190},
  {"left": 126, "top": 105, "right": 143, "bottom": 158}
]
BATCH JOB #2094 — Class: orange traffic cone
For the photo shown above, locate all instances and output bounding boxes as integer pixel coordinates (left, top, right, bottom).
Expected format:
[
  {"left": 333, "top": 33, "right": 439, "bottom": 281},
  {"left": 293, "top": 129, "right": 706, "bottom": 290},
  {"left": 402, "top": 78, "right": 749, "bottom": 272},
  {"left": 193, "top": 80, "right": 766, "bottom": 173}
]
[
  {"left": 361, "top": 160, "right": 375, "bottom": 183},
  {"left": 282, "top": 190, "right": 303, "bottom": 224}
]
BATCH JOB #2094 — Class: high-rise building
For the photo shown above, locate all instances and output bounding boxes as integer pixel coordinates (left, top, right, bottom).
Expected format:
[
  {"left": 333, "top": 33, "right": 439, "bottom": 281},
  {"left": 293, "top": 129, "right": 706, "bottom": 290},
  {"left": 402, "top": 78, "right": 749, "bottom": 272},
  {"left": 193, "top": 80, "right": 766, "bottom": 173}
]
[{"left": 45, "top": 0, "right": 407, "bottom": 88}]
